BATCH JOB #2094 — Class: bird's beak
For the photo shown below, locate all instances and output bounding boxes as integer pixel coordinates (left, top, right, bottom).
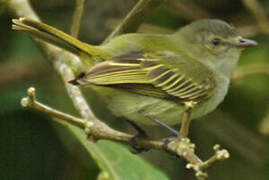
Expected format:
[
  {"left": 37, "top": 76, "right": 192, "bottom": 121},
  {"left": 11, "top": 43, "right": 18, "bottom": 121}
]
[{"left": 235, "top": 38, "right": 258, "bottom": 48}]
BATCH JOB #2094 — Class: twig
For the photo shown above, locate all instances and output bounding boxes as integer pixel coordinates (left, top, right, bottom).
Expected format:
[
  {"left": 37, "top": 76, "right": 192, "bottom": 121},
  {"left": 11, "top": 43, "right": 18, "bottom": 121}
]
[
  {"left": 242, "top": 0, "right": 269, "bottom": 34},
  {"left": 185, "top": 144, "right": 229, "bottom": 179},
  {"left": 103, "top": 0, "right": 165, "bottom": 43},
  {"left": 21, "top": 87, "right": 85, "bottom": 128},
  {"left": 200, "top": 145, "right": 230, "bottom": 169},
  {"left": 70, "top": 0, "right": 85, "bottom": 37}
]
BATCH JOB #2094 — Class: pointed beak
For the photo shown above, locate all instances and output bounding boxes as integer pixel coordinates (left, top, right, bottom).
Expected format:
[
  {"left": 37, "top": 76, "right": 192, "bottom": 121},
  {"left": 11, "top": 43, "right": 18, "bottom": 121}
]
[{"left": 236, "top": 38, "right": 258, "bottom": 48}]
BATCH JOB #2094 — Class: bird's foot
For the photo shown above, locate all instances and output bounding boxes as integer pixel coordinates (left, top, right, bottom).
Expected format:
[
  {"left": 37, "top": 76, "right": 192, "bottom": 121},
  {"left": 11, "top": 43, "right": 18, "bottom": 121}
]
[
  {"left": 126, "top": 120, "right": 150, "bottom": 154},
  {"left": 162, "top": 136, "right": 196, "bottom": 156},
  {"left": 162, "top": 136, "right": 177, "bottom": 149},
  {"left": 130, "top": 132, "right": 149, "bottom": 154}
]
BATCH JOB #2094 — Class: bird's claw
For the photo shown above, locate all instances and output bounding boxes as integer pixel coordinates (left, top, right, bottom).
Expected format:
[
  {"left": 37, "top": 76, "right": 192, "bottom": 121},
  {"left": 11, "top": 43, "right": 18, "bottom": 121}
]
[{"left": 130, "top": 132, "right": 149, "bottom": 154}]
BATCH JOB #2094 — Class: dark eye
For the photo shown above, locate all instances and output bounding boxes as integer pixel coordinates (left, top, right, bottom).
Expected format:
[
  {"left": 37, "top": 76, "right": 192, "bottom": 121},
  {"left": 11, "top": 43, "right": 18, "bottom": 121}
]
[{"left": 212, "top": 38, "right": 221, "bottom": 46}]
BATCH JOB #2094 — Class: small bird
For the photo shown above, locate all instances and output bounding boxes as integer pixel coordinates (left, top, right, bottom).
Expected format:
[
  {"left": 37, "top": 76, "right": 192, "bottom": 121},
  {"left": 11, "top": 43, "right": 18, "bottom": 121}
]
[{"left": 12, "top": 18, "right": 257, "bottom": 129}]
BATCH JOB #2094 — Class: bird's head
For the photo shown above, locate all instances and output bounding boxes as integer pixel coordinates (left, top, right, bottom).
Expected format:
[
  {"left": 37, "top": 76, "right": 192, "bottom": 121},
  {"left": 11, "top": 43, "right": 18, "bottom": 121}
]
[{"left": 174, "top": 19, "right": 257, "bottom": 76}]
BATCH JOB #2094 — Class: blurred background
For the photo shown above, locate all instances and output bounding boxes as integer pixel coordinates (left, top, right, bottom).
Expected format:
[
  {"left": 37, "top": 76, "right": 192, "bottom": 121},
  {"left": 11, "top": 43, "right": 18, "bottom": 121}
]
[{"left": 1, "top": 0, "right": 269, "bottom": 179}]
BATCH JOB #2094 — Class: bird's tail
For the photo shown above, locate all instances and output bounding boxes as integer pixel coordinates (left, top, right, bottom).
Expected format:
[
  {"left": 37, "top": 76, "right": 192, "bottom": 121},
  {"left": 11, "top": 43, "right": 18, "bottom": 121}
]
[{"left": 12, "top": 18, "right": 107, "bottom": 60}]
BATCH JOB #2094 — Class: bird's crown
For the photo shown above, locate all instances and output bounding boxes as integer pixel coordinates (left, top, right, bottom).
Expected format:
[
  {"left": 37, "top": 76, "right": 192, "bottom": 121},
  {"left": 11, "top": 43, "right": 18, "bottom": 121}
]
[{"left": 187, "top": 19, "right": 237, "bottom": 38}]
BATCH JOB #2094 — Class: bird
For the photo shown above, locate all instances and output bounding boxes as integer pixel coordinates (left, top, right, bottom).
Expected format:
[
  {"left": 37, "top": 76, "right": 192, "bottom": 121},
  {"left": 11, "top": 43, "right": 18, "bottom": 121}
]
[{"left": 12, "top": 18, "right": 257, "bottom": 130}]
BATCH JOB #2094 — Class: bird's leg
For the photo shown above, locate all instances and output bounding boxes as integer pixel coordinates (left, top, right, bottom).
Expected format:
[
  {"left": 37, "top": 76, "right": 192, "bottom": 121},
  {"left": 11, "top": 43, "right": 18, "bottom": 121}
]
[
  {"left": 125, "top": 120, "right": 149, "bottom": 154},
  {"left": 179, "top": 101, "right": 196, "bottom": 138},
  {"left": 143, "top": 114, "right": 182, "bottom": 155},
  {"left": 160, "top": 102, "right": 197, "bottom": 156},
  {"left": 144, "top": 114, "right": 178, "bottom": 136}
]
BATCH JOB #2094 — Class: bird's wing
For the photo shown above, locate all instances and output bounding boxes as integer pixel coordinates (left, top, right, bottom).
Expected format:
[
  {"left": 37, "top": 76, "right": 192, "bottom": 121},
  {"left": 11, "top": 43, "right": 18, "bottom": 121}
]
[{"left": 73, "top": 51, "right": 216, "bottom": 102}]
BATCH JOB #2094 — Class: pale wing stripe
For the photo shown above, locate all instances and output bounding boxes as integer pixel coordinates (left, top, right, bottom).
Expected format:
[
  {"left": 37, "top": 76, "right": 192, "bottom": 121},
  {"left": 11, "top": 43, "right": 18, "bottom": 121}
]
[
  {"left": 109, "top": 62, "right": 141, "bottom": 67},
  {"left": 179, "top": 87, "right": 205, "bottom": 97},
  {"left": 144, "top": 64, "right": 164, "bottom": 71},
  {"left": 178, "top": 80, "right": 212, "bottom": 99},
  {"left": 151, "top": 69, "right": 174, "bottom": 82},
  {"left": 90, "top": 74, "right": 148, "bottom": 80},
  {"left": 162, "top": 75, "right": 185, "bottom": 90},
  {"left": 153, "top": 71, "right": 175, "bottom": 87},
  {"left": 92, "top": 72, "right": 146, "bottom": 78},
  {"left": 178, "top": 88, "right": 207, "bottom": 99},
  {"left": 174, "top": 84, "right": 198, "bottom": 95},
  {"left": 156, "top": 73, "right": 180, "bottom": 87},
  {"left": 88, "top": 77, "right": 150, "bottom": 84},
  {"left": 89, "top": 69, "right": 147, "bottom": 77},
  {"left": 186, "top": 89, "right": 209, "bottom": 99},
  {"left": 137, "top": 57, "right": 155, "bottom": 61},
  {"left": 179, "top": 80, "right": 212, "bottom": 99},
  {"left": 180, "top": 91, "right": 208, "bottom": 100},
  {"left": 169, "top": 82, "right": 195, "bottom": 96},
  {"left": 166, "top": 79, "right": 191, "bottom": 93}
]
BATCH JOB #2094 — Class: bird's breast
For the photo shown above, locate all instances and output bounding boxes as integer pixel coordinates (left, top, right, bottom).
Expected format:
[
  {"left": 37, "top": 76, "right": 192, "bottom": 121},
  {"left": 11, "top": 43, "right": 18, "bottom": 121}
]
[{"left": 191, "top": 72, "right": 230, "bottom": 119}]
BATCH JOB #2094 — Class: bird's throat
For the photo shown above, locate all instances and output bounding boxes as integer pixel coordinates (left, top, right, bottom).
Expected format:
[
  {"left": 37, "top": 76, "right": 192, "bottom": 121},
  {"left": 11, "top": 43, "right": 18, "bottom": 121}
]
[{"left": 214, "top": 51, "right": 241, "bottom": 78}]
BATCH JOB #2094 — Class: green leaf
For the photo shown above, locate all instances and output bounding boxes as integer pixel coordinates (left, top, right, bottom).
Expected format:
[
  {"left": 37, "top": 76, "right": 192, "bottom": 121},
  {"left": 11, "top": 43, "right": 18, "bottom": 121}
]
[{"left": 57, "top": 122, "right": 169, "bottom": 180}]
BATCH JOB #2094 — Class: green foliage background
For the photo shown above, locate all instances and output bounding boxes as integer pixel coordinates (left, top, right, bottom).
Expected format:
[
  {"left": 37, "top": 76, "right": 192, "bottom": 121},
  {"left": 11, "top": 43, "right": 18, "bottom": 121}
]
[{"left": 1, "top": 0, "right": 269, "bottom": 179}]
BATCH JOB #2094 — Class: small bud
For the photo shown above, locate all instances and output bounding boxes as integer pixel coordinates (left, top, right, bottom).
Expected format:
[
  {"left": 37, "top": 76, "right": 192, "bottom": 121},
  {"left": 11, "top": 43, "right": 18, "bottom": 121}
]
[
  {"left": 213, "top": 144, "right": 220, "bottom": 151},
  {"left": 186, "top": 163, "right": 194, "bottom": 169},
  {"left": 84, "top": 121, "right": 94, "bottom": 134},
  {"left": 216, "top": 149, "right": 230, "bottom": 160},
  {"left": 196, "top": 171, "right": 208, "bottom": 178},
  {"left": 189, "top": 143, "right": 196, "bottom": 149},
  {"left": 27, "top": 87, "right": 35, "bottom": 96},
  {"left": 21, "top": 97, "right": 29, "bottom": 107}
]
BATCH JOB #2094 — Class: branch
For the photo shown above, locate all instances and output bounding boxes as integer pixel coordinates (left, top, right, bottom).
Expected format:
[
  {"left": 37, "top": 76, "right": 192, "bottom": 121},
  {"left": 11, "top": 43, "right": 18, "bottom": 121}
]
[
  {"left": 21, "top": 87, "right": 229, "bottom": 179},
  {"left": 103, "top": 0, "right": 165, "bottom": 43}
]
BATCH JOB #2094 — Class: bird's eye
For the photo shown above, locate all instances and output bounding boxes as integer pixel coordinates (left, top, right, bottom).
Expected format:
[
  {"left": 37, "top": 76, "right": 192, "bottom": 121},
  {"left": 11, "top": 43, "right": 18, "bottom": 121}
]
[{"left": 211, "top": 38, "right": 221, "bottom": 46}]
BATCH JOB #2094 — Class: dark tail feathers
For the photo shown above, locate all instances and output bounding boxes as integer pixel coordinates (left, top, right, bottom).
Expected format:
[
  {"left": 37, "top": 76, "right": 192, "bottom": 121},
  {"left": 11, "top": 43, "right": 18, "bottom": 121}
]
[{"left": 68, "top": 72, "right": 86, "bottom": 85}]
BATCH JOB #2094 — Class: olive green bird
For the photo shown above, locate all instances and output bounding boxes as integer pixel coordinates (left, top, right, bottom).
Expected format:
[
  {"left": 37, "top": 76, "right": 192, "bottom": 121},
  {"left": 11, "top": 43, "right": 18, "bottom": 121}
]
[{"left": 12, "top": 18, "right": 257, "bottom": 130}]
